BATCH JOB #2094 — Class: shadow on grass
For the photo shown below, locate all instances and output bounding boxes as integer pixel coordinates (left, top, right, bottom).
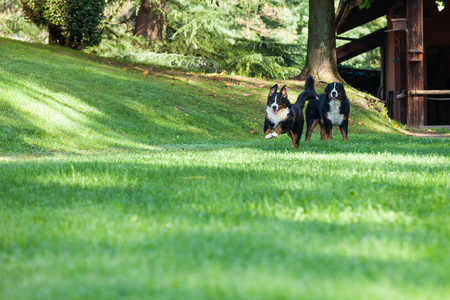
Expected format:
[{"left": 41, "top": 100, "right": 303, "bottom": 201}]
[
  {"left": 1, "top": 157, "right": 448, "bottom": 298},
  {"left": 1, "top": 39, "right": 448, "bottom": 159},
  {"left": 245, "top": 133, "right": 450, "bottom": 157},
  {"left": 2, "top": 216, "right": 446, "bottom": 298},
  {"left": 0, "top": 41, "right": 263, "bottom": 153},
  {"left": 2, "top": 155, "right": 447, "bottom": 221}
]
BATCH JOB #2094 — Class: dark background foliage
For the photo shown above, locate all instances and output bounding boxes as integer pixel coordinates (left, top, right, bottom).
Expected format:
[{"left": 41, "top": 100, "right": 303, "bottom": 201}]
[{"left": 2, "top": 0, "right": 385, "bottom": 79}]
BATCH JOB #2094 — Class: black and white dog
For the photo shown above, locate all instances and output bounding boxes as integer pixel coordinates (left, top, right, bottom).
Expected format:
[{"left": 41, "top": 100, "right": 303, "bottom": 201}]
[
  {"left": 304, "top": 76, "right": 350, "bottom": 141},
  {"left": 263, "top": 84, "right": 304, "bottom": 149},
  {"left": 321, "top": 82, "right": 350, "bottom": 141},
  {"left": 304, "top": 75, "right": 325, "bottom": 141}
]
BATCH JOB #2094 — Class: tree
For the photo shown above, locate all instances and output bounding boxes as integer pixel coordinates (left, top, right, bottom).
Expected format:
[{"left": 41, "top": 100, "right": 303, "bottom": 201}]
[
  {"left": 296, "top": 0, "right": 341, "bottom": 82},
  {"left": 20, "top": 0, "right": 105, "bottom": 49},
  {"left": 134, "top": 0, "right": 168, "bottom": 42}
]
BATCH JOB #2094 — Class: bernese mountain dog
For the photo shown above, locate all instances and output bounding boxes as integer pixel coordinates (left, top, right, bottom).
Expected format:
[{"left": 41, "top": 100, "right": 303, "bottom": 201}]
[
  {"left": 263, "top": 84, "right": 304, "bottom": 149},
  {"left": 304, "top": 75, "right": 325, "bottom": 141},
  {"left": 304, "top": 76, "right": 350, "bottom": 141},
  {"left": 321, "top": 82, "right": 350, "bottom": 141}
]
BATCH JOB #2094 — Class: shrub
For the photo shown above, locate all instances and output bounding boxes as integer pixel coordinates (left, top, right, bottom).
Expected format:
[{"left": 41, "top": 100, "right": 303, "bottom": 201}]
[{"left": 20, "top": 0, "right": 105, "bottom": 49}]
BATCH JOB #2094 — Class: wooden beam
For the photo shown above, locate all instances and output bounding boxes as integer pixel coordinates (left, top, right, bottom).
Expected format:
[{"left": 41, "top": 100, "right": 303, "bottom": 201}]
[
  {"left": 336, "top": 28, "right": 387, "bottom": 63},
  {"left": 406, "top": 0, "right": 424, "bottom": 128}
]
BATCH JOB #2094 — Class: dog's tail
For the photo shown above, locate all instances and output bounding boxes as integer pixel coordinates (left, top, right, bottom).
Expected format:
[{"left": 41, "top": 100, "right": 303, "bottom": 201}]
[
  {"left": 304, "top": 74, "right": 315, "bottom": 93},
  {"left": 295, "top": 74, "right": 317, "bottom": 108}
]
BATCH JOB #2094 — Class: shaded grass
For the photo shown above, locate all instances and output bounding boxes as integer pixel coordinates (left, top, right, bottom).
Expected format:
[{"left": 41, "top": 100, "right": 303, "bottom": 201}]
[
  {"left": 0, "top": 38, "right": 449, "bottom": 299},
  {"left": 1, "top": 141, "right": 449, "bottom": 299}
]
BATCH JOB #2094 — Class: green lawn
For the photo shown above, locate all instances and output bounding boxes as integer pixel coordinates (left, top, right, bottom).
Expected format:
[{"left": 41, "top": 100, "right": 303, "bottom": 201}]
[{"left": 1, "top": 38, "right": 449, "bottom": 299}]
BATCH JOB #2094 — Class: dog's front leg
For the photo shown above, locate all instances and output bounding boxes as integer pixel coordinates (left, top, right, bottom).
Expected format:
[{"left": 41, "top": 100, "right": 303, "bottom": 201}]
[
  {"left": 265, "top": 127, "right": 274, "bottom": 139},
  {"left": 340, "top": 117, "right": 349, "bottom": 141},
  {"left": 323, "top": 114, "right": 333, "bottom": 141},
  {"left": 271, "top": 126, "right": 283, "bottom": 138},
  {"left": 264, "top": 118, "right": 274, "bottom": 139},
  {"left": 306, "top": 119, "right": 319, "bottom": 141},
  {"left": 288, "top": 130, "right": 299, "bottom": 149},
  {"left": 327, "top": 129, "right": 333, "bottom": 141},
  {"left": 339, "top": 125, "right": 349, "bottom": 141}
]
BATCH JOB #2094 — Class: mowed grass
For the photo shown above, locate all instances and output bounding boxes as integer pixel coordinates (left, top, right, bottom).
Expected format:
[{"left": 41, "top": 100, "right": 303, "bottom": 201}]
[
  {"left": 1, "top": 38, "right": 400, "bottom": 154},
  {"left": 1, "top": 38, "right": 449, "bottom": 299}
]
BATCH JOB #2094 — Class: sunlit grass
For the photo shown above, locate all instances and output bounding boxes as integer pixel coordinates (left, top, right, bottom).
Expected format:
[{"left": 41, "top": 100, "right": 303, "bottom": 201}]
[
  {"left": 1, "top": 145, "right": 449, "bottom": 299},
  {"left": 1, "top": 37, "right": 416, "bottom": 155},
  {"left": 0, "top": 38, "right": 449, "bottom": 299},
  {"left": 1, "top": 38, "right": 266, "bottom": 153}
]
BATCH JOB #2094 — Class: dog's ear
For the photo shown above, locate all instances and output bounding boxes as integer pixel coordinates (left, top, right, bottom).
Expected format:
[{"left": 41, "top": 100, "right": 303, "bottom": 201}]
[
  {"left": 280, "top": 85, "right": 288, "bottom": 98},
  {"left": 269, "top": 84, "right": 278, "bottom": 97}
]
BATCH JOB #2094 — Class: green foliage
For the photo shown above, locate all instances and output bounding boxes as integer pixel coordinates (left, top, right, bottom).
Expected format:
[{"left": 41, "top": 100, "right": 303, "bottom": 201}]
[
  {"left": 11, "top": 0, "right": 388, "bottom": 75},
  {"left": 19, "top": 0, "right": 105, "bottom": 48},
  {"left": 337, "top": 16, "right": 387, "bottom": 70},
  {"left": 91, "top": 0, "right": 308, "bottom": 78},
  {"left": 436, "top": 0, "right": 445, "bottom": 11},
  {"left": 359, "top": 0, "right": 373, "bottom": 9},
  {"left": 169, "top": 7, "right": 234, "bottom": 58},
  {"left": 224, "top": 40, "right": 304, "bottom": 78},
  {"left": 225, "top": 53, "right": 297, "bottom": 78},
  {"left": 89, "top": 28, "right": 219, "bottom": 72},
  {"left": 0, "top": 14, "right": 47, "bottom": 43},
  {"left": 64, "top": 0, "right": 105, "bottom": 48},
  {"left": 166, "top": 3, "right": 306, "bottom": 78}
]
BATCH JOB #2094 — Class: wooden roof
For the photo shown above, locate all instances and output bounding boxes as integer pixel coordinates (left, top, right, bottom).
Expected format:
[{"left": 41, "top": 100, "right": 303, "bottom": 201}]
[
  {"left": 335, "top": 1, "right": 396, "bottom": 63},
  {"left": 336, "top": 0, "right": 396, "bottom": 35}
]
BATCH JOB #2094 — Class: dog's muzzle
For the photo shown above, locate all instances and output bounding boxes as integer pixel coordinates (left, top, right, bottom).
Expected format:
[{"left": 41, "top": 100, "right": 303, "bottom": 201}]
[{"left": 271, "top": 104, "right": 278, "bottom": 115}]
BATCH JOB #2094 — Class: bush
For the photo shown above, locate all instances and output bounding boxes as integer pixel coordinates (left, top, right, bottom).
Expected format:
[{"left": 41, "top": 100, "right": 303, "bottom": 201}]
[{"left": 20, "top": 0, "right": 105, "bottom": 49}]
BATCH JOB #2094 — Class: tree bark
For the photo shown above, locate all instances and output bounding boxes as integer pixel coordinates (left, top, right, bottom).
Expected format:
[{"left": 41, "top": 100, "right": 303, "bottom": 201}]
[
  {"left": 296, "top": 0, "right": 342, "bottom": 82},
  {"left": 134, "top": 0, "right": 168, "bottom": 42}
]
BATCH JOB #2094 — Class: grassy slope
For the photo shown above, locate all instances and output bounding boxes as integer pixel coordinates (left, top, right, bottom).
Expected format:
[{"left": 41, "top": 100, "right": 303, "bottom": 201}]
[
  {"left": 0, "top": 38, "right": 262, "bottom": 153},
  {"left": 0, "top": 37, "right": 404, "bottom": 154},
  {"left": 1, "top": 38, "right": 449, "bottom": 300}
]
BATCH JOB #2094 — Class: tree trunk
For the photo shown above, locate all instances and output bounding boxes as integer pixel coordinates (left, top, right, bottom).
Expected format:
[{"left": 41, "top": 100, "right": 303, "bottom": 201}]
[
  {"left": 296, "top": 0, "right": 342, "bottom": 82},
  {"left": 134, "top": 0, "right": 168, "bottom": 42},
  {"left": 48, "top": 25, "right": 66, "bottom": 46}
]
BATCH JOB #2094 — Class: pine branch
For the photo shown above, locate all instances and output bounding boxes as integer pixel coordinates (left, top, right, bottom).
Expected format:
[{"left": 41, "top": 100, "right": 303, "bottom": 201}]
[{"left": 104, "top": 0, "right": 128, "bottom": 24}]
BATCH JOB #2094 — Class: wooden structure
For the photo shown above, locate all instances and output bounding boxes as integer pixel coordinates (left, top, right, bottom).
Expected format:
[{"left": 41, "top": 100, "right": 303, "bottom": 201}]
[{"left": 336, "top": 0, "right": 450, "bottom": 127}]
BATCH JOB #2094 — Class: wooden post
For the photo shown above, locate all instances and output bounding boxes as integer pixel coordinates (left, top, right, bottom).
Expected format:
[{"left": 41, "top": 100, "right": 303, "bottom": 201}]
[{"left": 406, "top": 0, "right": 425, "bottom": 128}]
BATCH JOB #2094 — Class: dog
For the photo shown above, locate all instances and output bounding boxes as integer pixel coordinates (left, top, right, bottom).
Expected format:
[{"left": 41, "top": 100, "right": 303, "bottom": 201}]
[
  {"left": 321, "top": 82, "right": 350, "bottom": 141},
  {"left": 304, "top": 75, "right": 326, "bottom": 141},
  {"left": 263, "top": 84, "right": 304, "bottom": 149},
  {"left": 303, "top": 76, "right": 350, "bottom": 141}
]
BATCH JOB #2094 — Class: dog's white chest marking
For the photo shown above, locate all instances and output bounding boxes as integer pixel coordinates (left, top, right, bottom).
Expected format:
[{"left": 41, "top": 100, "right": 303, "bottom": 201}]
[
  {"left": 328, "top": 99, "right": 344, "bottom": 125},
  {"left": 266, "top": 105, "right": 289, "bottom": 129}
]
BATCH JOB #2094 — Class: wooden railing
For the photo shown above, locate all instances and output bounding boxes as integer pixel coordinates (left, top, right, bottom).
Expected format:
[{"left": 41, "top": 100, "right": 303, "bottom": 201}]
[
  {"left": 409, "top": 90, "right": 450, "bottom": 96},
  {"left": 396, "top": 90, "right": 450, "bottom": 99}
]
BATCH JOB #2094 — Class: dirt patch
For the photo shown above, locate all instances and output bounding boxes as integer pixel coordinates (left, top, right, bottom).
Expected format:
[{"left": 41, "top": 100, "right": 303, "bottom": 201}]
[{"left": 397, "top": 128, "right": 450, "bottom": 138}]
